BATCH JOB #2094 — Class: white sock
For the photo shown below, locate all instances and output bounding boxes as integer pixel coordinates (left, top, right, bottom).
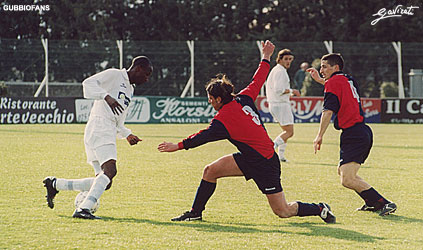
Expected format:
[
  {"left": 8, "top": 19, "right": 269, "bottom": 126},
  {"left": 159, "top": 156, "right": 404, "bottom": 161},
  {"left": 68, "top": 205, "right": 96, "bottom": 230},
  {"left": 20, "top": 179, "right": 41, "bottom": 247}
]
[
  {"left": 55, "top": 178, "right": 94, "bottom": 191},
  {"left": 79, "top": 173, "right": 110, "bottom": 210},
  {"left": 273, "top": 136, "right": 285, "bottom": 150},
  {"left": 92, "top": 161, "right": 102, "bottom": 176},
  {"left": 278, "top": 141, "right": 287, "bottom": 158}
]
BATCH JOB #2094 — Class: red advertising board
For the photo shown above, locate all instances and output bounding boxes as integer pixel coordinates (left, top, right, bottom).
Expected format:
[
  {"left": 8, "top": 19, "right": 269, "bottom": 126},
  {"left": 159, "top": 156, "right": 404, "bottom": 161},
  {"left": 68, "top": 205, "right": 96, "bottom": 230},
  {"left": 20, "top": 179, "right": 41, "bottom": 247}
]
[{"left": 256, "top": 96, "right": 381, "bottom": 123}]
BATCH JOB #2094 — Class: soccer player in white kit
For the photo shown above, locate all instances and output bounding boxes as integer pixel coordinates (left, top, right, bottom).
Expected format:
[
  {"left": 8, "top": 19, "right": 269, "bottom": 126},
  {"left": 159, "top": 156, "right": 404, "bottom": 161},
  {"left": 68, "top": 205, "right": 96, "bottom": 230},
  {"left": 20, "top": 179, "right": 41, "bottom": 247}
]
[
  {"left": 43, "top": 56, "right": 153, "bottom": 219},
  {"left": 266, "top": 49, "right": 300, "bottom": 162}
]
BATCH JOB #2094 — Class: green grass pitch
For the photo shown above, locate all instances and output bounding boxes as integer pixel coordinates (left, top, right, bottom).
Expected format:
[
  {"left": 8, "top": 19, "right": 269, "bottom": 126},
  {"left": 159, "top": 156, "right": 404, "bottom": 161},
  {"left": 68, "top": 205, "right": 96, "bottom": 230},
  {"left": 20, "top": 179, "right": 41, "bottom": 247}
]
[{"left": 0, "top": 123, "right": 422, "bottom": 249}]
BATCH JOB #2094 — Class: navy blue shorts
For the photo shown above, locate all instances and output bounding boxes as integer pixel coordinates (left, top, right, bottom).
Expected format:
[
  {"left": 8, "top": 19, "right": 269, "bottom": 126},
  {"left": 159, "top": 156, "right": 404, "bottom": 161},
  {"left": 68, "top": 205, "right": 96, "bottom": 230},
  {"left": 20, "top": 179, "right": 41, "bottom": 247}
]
[
  {"left": 233, "top": 152, "right": 282, "bottom": 194},
  {"left": 340, "top": 123, "right": 373, "bottom": 166}
]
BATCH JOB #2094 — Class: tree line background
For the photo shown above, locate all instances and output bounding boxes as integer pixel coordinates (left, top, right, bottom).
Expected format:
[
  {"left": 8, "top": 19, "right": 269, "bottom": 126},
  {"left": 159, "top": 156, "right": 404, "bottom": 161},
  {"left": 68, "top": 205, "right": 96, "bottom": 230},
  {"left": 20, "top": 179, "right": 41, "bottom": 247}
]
[{"left": 1, "top": 0, "right": 422, "bottom": 97}]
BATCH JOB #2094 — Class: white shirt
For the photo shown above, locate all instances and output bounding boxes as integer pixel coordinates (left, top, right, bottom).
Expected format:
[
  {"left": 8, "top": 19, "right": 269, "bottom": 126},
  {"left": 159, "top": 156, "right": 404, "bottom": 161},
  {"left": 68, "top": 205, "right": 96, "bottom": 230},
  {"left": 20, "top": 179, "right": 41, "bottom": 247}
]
[
  {"left": 82, "top": 68, "right": 133, "bottom": 139},
  {"left": 266, "top": 64, "right": 291, "bottom": 103}
]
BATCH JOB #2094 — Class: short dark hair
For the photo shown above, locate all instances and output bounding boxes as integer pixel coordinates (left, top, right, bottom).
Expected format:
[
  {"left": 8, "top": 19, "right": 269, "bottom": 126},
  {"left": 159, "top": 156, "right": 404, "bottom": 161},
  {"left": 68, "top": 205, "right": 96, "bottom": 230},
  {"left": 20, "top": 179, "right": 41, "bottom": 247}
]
[
  {"left": 131, "top": 56, "right": 152, "bottom": 69},
  {"left": 205, "top": 74, "right": 235, "bottom": 105},
  {"left": 321, "top": 53, "right": 344, "bottom": 70}
]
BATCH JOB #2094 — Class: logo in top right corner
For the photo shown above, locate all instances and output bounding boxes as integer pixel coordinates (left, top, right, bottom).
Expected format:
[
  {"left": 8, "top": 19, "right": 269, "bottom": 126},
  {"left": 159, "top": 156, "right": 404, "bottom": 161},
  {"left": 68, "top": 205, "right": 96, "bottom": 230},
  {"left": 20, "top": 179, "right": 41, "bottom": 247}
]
[{"left": 371, "top": 5, "right": 419, "bottom": 25}]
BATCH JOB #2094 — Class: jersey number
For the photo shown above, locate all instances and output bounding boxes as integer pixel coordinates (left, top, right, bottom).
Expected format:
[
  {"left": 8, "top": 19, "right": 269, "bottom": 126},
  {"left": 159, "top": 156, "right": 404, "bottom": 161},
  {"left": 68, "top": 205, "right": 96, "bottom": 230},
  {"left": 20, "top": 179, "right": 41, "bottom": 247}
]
[
  {"left": 348, "top": 80, "right": 360, "bottom": 103},
  {"left": 242, "top": 106, "right": 261, "bottom": 126}
]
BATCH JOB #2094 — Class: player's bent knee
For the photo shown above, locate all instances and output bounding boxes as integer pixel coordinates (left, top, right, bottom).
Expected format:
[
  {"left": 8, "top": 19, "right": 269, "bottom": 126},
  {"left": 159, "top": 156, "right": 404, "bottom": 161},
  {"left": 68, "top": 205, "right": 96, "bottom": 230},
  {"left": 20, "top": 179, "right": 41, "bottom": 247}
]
[
  {"left": 102, "top": 160, "right": 117, "bottom": 180},
  {"left": 272, "top": 208, "right": 291, "bottom": 218},
  {"left": 340, "top": 177, "right": 355, "bottom": 189},
  {"left": 203, "top": 164, "right": 217, "bottom": 179},
  {"left": 104, "top": 168, "right": 117, "bottom": 180}
]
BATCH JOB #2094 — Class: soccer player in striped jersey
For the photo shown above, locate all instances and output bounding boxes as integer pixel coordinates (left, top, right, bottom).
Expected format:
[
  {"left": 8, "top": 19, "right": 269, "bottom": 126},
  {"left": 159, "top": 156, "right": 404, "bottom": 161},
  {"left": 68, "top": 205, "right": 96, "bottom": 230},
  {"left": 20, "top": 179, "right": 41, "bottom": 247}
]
[
  {"left": 308, "top": 53, "right": 396, "bottom": 216},
  {"left": 158, "top": 40, "right": 335, "bottom": 223}
]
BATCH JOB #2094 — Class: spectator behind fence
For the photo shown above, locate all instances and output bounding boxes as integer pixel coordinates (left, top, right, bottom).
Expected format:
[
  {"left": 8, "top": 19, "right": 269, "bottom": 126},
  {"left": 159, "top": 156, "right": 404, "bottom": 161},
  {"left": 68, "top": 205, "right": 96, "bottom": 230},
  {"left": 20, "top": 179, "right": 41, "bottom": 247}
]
[
  {"left": 301, "top": 58, "right": 324, "bottom": 96},
  {"left": 293, "top": 62, "right": 309, "bottom": 93}
]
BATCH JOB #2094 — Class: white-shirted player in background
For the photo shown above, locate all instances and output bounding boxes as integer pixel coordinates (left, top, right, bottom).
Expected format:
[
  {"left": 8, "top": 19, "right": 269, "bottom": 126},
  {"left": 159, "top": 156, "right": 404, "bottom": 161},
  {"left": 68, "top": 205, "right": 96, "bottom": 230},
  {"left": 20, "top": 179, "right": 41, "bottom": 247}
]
[
  {"left": 43, "top": 56, "right": 153, "bottom": 219},
  {"left": 266, "top": 49, "right": 300, "bottom": 162}
]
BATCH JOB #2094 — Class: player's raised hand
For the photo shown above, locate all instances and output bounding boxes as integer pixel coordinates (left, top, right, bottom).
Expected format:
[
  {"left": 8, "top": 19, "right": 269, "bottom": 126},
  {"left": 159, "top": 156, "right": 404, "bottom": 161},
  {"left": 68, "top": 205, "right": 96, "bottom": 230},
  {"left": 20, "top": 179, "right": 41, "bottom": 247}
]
[
  {"left": 158, "top": 142, "right": 179, "bottom": 152},
  {"left": 126, "top": 134, "right": 142, "bottom": 145},
  {"left": 105, "top": 95, "right": 124, "bottom": 115},
  {"left": 261, "top": 40, "right": 275, "bottom": 61},
  {"left": 306, "top": 68, "right": 325, "bottom": 85}
]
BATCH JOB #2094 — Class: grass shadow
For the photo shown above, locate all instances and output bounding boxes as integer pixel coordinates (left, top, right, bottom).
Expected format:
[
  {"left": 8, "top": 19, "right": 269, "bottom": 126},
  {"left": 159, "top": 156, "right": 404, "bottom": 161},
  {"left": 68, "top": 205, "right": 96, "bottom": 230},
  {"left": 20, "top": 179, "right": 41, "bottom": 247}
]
[
  {"left": 288, "top": 222, "right": 384, "bottom": 242},
  {"left": 98, "top": 216, "right": 382, "bottom": 243},
  {"left": 100, "top": 216, "right": 264, "bottom": 233},
  {"left": 378, "top": 214, "right": 423, "bottom": 223}
]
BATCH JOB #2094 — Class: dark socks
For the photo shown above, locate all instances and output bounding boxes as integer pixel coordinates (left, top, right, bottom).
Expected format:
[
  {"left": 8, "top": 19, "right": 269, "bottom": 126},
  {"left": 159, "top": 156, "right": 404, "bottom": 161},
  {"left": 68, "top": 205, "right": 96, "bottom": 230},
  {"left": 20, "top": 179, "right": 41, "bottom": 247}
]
[
  {"left": 357, "top": 187, "right": 389, "bottom": 209},
  {"left": 297, "top": 202, "right": 322, "bottom": 217},
  {"left": 191, "top": 179, "right": 216, "bottom": 214}
]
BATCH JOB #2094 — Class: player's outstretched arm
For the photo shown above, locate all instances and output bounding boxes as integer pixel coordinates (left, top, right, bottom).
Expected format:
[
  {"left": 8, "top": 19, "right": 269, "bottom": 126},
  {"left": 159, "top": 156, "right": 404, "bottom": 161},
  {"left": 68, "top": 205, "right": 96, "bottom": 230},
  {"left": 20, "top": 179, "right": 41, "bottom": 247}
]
[
  {"left": 306, "top": 68, "right": 325, "bottom": 85},
  {"left": 158, "top": 142, "right": 180, "bottom": 152},
  {"left": 238, "top": 40, "right": 274, "bottom": 99}
]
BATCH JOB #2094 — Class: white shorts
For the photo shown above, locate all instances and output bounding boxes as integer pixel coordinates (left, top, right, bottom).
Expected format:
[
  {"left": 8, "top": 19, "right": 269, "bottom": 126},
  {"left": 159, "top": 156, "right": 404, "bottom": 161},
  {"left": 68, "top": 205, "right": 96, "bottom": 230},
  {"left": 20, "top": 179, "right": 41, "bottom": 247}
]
[
  {"left": 269, "top": 102, "right": 294, "bottom": 126},
  {"left": 84, "top": 116, "right": 117, "bottom": 166}
]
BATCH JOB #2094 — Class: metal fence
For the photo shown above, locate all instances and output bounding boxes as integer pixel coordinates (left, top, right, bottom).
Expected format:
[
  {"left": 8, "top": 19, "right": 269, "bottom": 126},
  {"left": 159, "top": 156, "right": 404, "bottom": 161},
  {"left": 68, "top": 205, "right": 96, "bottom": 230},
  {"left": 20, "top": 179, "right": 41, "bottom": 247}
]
[{"left": 1, "top": 39, "right": 422, "bottom": 98}]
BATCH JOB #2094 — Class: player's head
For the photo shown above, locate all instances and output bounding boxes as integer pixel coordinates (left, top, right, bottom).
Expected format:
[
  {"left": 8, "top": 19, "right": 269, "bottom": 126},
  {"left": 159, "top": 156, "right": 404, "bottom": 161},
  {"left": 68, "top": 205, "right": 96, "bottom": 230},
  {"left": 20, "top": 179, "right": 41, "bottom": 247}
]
[
  {"left": 320, "top": 53, "right": 344, "bottom": 80},
  {"left": 128, "top": 56, "right": 153, "bottom": 86},
  {"left": 300, "top": 62, "right": 309, "bottom": 71},
  {"left": 276, "top": 49, "right": 294, "bottom": 69},
  {"left": 205, "top": 74, "right": 235, "bottom": 111}
]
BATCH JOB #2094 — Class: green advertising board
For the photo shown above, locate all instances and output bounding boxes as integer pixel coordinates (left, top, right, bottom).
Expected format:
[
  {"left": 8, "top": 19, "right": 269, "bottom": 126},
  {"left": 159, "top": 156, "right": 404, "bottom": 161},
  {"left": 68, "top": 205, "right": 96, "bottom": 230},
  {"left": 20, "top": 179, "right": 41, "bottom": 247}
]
[{"left": 75, "top": 96, "right": 216, "bottom": 123}]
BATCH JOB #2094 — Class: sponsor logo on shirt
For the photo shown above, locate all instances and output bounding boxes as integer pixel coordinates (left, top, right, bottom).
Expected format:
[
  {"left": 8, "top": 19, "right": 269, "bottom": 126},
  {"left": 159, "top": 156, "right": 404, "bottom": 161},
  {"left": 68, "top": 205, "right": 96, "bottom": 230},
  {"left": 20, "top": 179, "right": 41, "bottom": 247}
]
[{"left": 118, "top": 91, "right": 130, "bottom": 107}]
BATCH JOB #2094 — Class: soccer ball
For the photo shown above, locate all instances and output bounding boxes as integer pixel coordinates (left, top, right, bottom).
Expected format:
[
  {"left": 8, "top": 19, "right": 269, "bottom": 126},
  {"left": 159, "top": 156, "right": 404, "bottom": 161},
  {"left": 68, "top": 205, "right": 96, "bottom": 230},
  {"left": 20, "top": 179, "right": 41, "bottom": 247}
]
[{"left": 74, "top": 191, "right": 100, "bottom": 214}]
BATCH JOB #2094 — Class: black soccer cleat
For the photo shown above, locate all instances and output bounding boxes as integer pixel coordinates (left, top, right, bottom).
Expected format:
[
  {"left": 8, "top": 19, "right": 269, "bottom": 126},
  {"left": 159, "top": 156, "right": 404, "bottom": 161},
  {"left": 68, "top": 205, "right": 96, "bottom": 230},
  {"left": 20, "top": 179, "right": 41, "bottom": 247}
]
[
  {"left": 171, "top": 210, "right": 202, "bottom": 221},
  {"left": 319, "top": 203, "right": 336, "bottom": 224},
  {"left": 379, "top": 202, "right": 397, "bottom": 216},
  {"left": 279, "top": 157, "right": 289, "bottom": 163},
  {"left": 72, "top": 208, "right": 101, "bottom": 220},
  {"left": 43, "top": 176, "right": 59, "bottom": 209},
  {"left": 356, "top": 204, "right": 377, "bottom": 212}
]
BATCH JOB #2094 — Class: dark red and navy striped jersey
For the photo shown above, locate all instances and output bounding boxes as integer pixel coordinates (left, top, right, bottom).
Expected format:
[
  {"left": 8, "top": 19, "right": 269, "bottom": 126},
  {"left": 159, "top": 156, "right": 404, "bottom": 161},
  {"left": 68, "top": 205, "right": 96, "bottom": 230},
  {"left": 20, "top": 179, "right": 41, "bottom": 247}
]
[
  {"left": 323, "top": 71, "right": 365, "bottom": 130},
  {"left": 178, "top": 59, "right": 275, "bottom": 161}
]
